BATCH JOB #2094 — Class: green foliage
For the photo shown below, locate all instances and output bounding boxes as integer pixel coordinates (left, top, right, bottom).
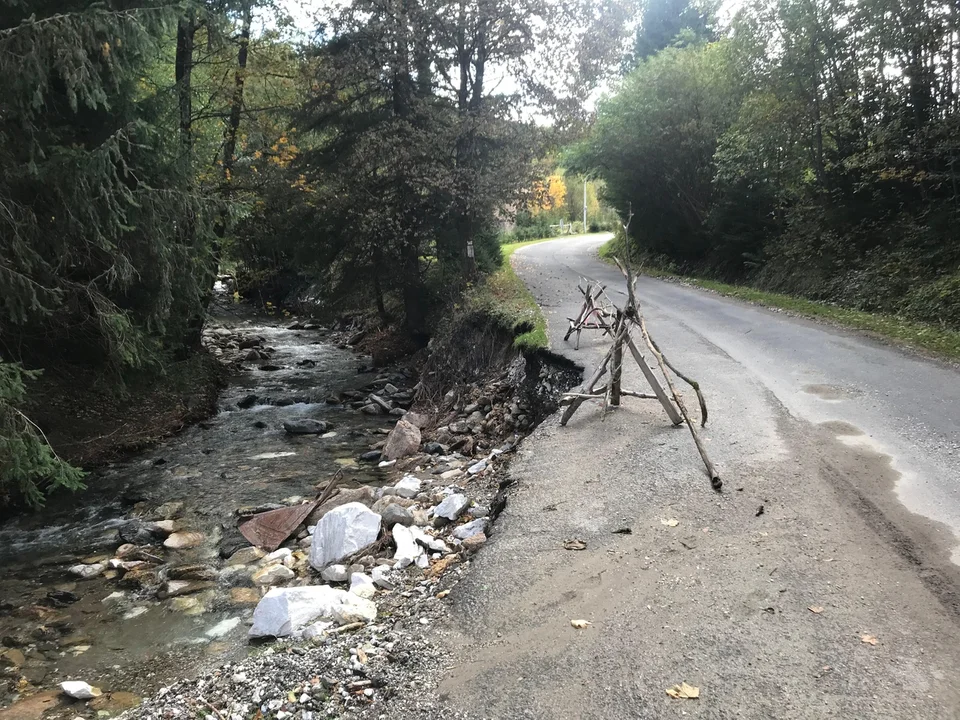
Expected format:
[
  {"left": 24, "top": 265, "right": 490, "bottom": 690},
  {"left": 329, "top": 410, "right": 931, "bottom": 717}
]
[{"left": 0, "top": 362, "right": 85, "bottom": 507}]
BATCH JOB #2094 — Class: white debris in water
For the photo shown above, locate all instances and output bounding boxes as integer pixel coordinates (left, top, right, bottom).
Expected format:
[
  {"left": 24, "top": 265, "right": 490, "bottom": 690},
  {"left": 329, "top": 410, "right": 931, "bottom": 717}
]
[
  {"left": 249, "top": 452, "right": 297, "bottom": 460},
  {"left": 123, "top": 606, "right": 149, "bottom": 620},
  {"left": 101, "top": 591, "right": 125, "bottom": 603},
  {"left": 61, "top": 681, "right": 101, "bottom": 699},
  {"left": 206, "top": 617, "right": 241, "bottom": 638}
]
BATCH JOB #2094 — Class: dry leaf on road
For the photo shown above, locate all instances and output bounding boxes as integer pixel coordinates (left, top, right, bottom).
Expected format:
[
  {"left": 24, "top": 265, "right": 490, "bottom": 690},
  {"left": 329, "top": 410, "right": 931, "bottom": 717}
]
[
  {"left": 563, "top": 539, "right": 587, "bottom": 551},
  {"left": 808, "top": 606, "right": 824, "bottom": 614},
  {"left": 666, "top": 682, "right": 700, "bottom": 699},
  {"left": 570, "top": 619, "right": 592, "bottom": 629},
  {"left": 861, "top": 634, "right": 878, "bottom": 645},
  {"left": 661, "top": 518, "right": 680, "bottom": 527}
]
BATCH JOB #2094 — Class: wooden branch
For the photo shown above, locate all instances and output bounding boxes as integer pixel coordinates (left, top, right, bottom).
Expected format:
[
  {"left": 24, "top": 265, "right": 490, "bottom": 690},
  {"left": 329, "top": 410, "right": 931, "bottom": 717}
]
[
  {"left": 624, "top": 335, "right": 683, "bottom": 425},
  {"left": 636, "top": 316, "right": 721, "bottom": 490},
  {"left": 560, "top": 342, "right": 615, "bottom": 425},
  {"left": 642, "top": 331, "right": 709, "bottom": 425},
  {"left": 610, "top": 312, "right": 623, "bottom": 407}
]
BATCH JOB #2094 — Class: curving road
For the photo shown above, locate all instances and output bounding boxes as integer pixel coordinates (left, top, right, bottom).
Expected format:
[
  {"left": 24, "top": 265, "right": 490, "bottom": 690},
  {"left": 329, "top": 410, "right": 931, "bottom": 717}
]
[
  {"left": 518, "top": 233, "right": 960, "bottom": 560},
  {"left": 438, "top": 233, "right": 960, "bottom": 720}
]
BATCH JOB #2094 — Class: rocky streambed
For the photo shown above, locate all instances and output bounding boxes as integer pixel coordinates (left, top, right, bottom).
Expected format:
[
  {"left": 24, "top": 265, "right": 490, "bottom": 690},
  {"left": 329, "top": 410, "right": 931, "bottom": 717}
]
[{"left": 0, "top": 304, "right": 581, "bottom": 720}]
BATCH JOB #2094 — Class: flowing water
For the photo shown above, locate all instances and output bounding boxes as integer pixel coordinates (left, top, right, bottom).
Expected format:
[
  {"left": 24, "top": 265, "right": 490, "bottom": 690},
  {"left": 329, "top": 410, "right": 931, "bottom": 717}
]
[{"left": 0, "top": 309, "right": 399, "bottom": 709}]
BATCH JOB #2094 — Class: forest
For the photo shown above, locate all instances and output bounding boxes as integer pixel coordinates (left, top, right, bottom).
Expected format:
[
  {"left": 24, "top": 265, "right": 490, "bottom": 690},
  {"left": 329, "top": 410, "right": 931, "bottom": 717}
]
[
  {"left": 1, "top": 0, "right": 958, "bottom": 505},
  {"left": 570, "top": 0, "right": 960, "bottom": 329}
]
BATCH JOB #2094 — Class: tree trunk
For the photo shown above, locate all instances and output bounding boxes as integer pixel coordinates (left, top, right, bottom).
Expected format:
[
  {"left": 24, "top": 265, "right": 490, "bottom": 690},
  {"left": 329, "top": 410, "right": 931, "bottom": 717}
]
[
  {"left": 223, "top": 3, "right": 252, "bottom": 179},
  {"left": 175, "top": 12, "right": 196, "bottom": 159}
]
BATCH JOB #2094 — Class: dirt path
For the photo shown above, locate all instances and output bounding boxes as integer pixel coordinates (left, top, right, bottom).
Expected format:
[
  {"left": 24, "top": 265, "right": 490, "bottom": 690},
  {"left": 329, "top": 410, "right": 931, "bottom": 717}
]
[{"left": 434, "top": 236, "right": 960, "bottom": 718}]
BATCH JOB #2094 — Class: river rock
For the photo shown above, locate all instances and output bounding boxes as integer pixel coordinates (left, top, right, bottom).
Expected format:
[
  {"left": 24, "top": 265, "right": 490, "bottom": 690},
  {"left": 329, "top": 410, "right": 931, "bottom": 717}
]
[
  {"left": 227, "top": 546, "right": 265, "bottom": 566},
  {"left": 423, "top": 442, "right": 445, "bottom": 455},
  {"left": 380, "top": 504, "right": 414, "bottom": 528},
  {"left": 360, "top": 404, "right": 382, "bottom": 415},
  {"left": 168, "top": 564, "right": 218, "bottom": 581},
  {"left": 320, "top": 564, "right": 350, "bottom": 582},
  {"left": 252, "top": 564, "right": 295, "bottom": 586},
  {"left": 434, "top": 494, "right": 470, "bottom": 522},
  {"left": 0, "top": 649, "right": 25, "bottom": 667},
  {"left": 449, "top": 421, "right": 470, "bottom": 434},
  {"left": 392, "top": 524, "right": 423, "bottom": 568},
  {"left": 381, "top": 419, "right": 420, "bottom": 460},
  {"left": 283, "top": 419, "right": 329, "bottom": 435},
  {"left": 467, "top": 459, "right": 488, "bottom": 475},
  {"left": 61, "top": 681, "right": 101, "bottom": 699},
  {"left": 462, "top": 532, "right": 487, "bottom": 552},
  {"left": 249, "top": 586, "right": 374, "bottom": 637},
  {"left": 118, "top": 564, "right": 157, "bottom": 589},
  {"left": 371, "top": 565, "right": 398, "bottom": 590},
  {"left": 118, "top": 520, "right": 166, "bottom": 545},
  {"left": 309, "top": 503, "right": 381, "bottom": 570},
  {"left": 154, "top": 501, "right": 184, "bottom": 519},
  {"left": 349, "top": 573, "right": 376, "bottom": 599},
  {"left": 332, "top": 593, "right": 377, "bottom": 624},
  {"left": 453, "top": 517, "right": 489, "bottom": 540},
  {"left": 368, "top": 394, "right": 392, "bottom": 412},
  {"left": 164, "top": 531, "right": 205, "bottom": 550},
  {"left": 163, "top": 580, "right": 214, "bottom": 598},
  {"left": 358, "top": 450, "right": 381, "bottom": 462},
  {"left": 237, "top": 394, "right": 259, "bottom": 409},
  {"left": 68, "top": 563, "right": 105, "bottom": 580},
  {"left": 386, "top": 475, "right": 421, "bottom": 499}
]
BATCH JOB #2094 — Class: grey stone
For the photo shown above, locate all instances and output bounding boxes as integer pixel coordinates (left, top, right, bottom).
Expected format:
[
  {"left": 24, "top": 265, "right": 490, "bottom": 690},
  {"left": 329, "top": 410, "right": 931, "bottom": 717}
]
[
  {"left": 283, "top": 419, "right": 329, "bottom": 435},
  {"left": 360, "top": 404, "right": 382, "bottom": 415},
  {"left": 453, "top": 517, "right": 489, "bottom": 540},
  {"left": 381, "top": 504, "right": 414, "bottom": 528},
  {"left": 423, "top": 442, "right": 445, "bottom": 455},
  {"left": 434, "top": 493, "right": 470, "bottom": 521},
  {"left": 382, "top": 419, "right": 421, "bottom": 461}
]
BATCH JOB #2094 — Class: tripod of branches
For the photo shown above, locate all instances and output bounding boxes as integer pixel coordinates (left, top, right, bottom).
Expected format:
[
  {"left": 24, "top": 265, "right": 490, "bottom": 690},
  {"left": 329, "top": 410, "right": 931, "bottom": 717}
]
[{"left": 559, "top": 210, "right": 721, "bottom": 490}]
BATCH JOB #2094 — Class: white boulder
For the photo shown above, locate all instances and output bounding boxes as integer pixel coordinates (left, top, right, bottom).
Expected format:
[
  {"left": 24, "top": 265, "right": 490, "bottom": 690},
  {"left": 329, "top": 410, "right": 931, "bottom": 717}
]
[
  {"left": 434, "top": 493, "right": 470, "bottom": 521},
  {"left": 309, "top": 503, "right": 381, "bottom": 570},
  {"left": 392, "top": 524, "right": 424, "bottom": 568},
  {"left": 453, "top": 517, "right": 489, "bottom": 540},
  {"left": 386, "top": 475, "right": 421, "bottom": 499},
  {"left": 252, "top": 564, "right": 295, "bottom": 586},
  {"left": 249, "top": 585, "right": 376, "bottom": 637},
  {"left": 61, "top": 681, "right": 101, "bottom": 699}
]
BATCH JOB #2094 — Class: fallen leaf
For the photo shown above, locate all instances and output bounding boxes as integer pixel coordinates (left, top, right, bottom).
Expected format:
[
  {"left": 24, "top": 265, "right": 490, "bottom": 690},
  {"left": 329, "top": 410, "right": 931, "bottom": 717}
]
[
  {"left": 570, "top": 619, "right": 592, "bottom": 629},
  {"left": 661, "top": 518, "right": 679, "bottom": 527},
  {"left": 356, "top": 646, "right": 368, "bottom": 664},
  {"left": 861, "top": 634, "right": 878, "bottom": 645},
  {"left": 563, "top": 539, "right": 587, "bottom": 551},
  {"left": 436, "top": 589, "right": 450, "bottom": 599},
  {"left": 808, "top": 606, "right": 824, "bottom": 614},
  {"left": 666, "top": 682, "right": 700, "bottom": 699}
]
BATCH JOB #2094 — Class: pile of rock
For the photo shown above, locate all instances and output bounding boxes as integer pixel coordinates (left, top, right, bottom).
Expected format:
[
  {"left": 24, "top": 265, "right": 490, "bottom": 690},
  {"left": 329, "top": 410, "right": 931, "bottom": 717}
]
[
  {"left": 201, "top": 325, "right": 279, "bottom": 366},
  {"left": 338, "top": 371, "right": 417, "bottom": 417}
]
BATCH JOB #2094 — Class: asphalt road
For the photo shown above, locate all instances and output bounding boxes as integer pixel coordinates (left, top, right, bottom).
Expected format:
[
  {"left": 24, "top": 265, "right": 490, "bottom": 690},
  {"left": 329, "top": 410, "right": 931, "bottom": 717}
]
[
  {"left": 436, "top": 233, "right": 960, "bottom": 720},
  {"left": 518, "top": 233, "right": 960, "bottom": 561}
]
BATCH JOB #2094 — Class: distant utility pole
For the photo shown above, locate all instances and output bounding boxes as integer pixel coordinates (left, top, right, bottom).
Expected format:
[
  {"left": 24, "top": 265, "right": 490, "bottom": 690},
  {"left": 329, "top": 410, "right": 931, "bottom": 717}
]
[{"left": 583, "top": 177, "right": 588, "bottom": 233}]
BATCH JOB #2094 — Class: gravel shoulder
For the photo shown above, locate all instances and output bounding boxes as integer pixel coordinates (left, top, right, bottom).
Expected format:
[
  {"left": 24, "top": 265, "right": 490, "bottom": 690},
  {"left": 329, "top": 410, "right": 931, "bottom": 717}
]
[{"left": 433, "top": 236, "right": 960, "bottom": 718}]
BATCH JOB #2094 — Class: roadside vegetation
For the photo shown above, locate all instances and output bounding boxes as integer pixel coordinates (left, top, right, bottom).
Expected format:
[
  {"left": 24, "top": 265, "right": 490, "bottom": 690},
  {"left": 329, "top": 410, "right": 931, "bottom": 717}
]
[
  {"left": 570, "top": 0, "right": 960, "bottom": 335},
  {"left": 600, "top": 237, "right": 960, "bottom": 361}
]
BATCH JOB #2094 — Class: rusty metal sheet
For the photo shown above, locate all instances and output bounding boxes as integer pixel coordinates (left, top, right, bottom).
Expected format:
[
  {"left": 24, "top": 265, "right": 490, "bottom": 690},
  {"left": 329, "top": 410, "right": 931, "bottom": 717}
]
[{"left": 238, "top": 501, "right": 317, "bottom": 552}]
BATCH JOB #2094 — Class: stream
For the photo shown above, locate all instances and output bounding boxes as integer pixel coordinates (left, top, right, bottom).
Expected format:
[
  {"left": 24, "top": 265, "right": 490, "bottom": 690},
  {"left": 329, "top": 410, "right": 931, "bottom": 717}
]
[{"left": 0, "top": 307, "right": 399, "bottom": 712}]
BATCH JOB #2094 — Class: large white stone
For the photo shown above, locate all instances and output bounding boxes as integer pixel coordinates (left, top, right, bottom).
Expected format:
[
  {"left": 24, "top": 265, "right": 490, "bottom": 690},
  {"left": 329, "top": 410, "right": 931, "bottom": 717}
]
[
  {"left": 392, "top": 524, "right": 424, "bottom": 568},
  {"left": 320, "top": 563, "right": 349, "bottom": 582},
  {"left": 61, "top": 681, "right": 101, "bottom": 699},
  {"left": 309, "top": 503, "right": 381, "bottom": 570},
  {"left": 434, "top": 493, "right": 470, "bottom": 521},
  {"left": 249, "top": 585, "right": 375, "bottom": 637}
]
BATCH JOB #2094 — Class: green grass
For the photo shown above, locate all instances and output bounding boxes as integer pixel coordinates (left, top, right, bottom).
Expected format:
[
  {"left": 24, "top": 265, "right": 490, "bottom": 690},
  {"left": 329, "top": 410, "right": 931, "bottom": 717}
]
[
  {"left": 599, "top": 238, "right": 960, "bottom": 361},
  {"left": 460, "top": 237, "right": 563, "bottom": 352}
]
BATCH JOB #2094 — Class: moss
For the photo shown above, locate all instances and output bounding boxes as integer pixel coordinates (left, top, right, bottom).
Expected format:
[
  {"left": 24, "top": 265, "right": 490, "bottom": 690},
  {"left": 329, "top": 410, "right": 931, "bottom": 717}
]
[{"left": 599, "top": 238, "right": 960, "bottom": 361}]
